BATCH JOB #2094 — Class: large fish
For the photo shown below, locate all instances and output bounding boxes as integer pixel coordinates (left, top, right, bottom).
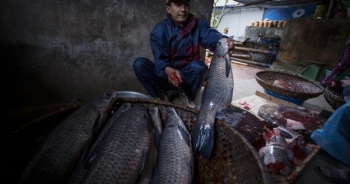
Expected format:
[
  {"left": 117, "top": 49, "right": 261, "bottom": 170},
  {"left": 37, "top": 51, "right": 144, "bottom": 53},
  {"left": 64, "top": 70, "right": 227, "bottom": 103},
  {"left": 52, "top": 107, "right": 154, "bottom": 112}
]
[
  {"left": 19, "top": 91, "right": 119, "bottom": 184},
  {"left": 152, "top": 107, "right": 193, "bottom": 184},
  {"left": 79, "top": 104, "right": 152, "bottom": 184},
  {"left": 137, "top": 105, "right": 163, "bottom": 184},
  {"left": 191, "top": 38, "right": 234, "bottom": 158},
  {"left": 66, "top": 102, "right": 132, "bottom": 184}
]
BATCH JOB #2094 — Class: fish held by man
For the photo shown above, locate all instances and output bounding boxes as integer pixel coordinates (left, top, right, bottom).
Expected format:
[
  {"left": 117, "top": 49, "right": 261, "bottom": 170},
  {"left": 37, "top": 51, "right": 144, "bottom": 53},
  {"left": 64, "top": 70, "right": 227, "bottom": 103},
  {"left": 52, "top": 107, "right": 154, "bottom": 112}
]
[
  {"left": 19, "top": 91, "right": 118, "bottom": 184},
  {"left": 191, "top": 38, "right": 234, "bottom": 159}
]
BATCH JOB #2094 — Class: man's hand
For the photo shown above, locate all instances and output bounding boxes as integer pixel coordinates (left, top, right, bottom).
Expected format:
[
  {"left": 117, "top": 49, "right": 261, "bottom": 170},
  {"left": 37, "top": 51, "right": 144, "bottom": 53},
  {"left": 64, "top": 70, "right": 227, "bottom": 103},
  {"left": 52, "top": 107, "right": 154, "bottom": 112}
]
[
  {"left": 165, "top": 67, "right": 183, "bottom": 87},
  {"left": 226, "top": 38, "right": 235, "bottom": 54}
]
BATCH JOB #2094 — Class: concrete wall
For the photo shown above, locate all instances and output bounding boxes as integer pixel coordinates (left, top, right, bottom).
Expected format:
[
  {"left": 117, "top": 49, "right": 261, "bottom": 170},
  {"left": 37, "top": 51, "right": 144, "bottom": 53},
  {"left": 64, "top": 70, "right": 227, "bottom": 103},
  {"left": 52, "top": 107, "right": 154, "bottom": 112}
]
[
  {"left": 216, "top": 7, "right": 264, "bottom": 39},
  {"left": 0, "top": 0, "right": 214, "bottom": 110},
  {"left": 277, "top": 19, "right": 350, "bottom": 70},
  {"left": 245, "top": 26, "right": 283, "bottom": 41}
]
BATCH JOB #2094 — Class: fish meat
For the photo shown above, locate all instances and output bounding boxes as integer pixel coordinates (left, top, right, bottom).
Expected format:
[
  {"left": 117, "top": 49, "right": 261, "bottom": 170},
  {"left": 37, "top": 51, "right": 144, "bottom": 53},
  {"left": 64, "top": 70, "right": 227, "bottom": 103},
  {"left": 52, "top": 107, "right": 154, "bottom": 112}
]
[
  {"left": 152, "top": 107, "right": 193, "bottom": 184},
  {"left": 136, "top": 105, "right": 163, "bottom": 184},
  {"left": 66, "top": 102, "right": 132, "bottom": 183},
  {"left": 273, "top": 125, "right": 305, "bottom": 148},
  {"left": 19, "top": 91, "right": 119, "bottom": 184},
  {"left": 266, "top": 135, "right": 294, "bottom": 160},
  {"left": 259, "top": 146, "right": 293, "bottom": 176},
  {"left": 215, "top": 106, "right": 264, "bottom": 147},
  {"left": 79, "top": 103, "right": 152, "bottom": 184},
  {"left": 259, "top": 131, "right": 294, "bottom": 176},
  {"left": 191, "top": 38, "right": 234, "bottom": 159},
  {"left": 260, "top": 128, "right": 294, "bottom": 176}
]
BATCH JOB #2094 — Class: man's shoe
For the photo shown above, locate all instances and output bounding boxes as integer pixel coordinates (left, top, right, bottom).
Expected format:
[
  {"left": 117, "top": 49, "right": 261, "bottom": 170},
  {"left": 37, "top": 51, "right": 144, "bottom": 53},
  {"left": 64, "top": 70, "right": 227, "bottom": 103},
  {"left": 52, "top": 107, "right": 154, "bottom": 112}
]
[{"left": 188, "top": 101, "right": 196, "bottom": 108}]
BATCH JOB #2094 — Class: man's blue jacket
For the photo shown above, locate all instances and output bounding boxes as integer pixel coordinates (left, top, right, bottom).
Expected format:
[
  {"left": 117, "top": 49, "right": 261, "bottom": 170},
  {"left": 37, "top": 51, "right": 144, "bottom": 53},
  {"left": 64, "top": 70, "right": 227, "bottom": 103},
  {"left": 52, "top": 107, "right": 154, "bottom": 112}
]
[{"left": 150, "top": 14, "right": 223, "bottom": 78}]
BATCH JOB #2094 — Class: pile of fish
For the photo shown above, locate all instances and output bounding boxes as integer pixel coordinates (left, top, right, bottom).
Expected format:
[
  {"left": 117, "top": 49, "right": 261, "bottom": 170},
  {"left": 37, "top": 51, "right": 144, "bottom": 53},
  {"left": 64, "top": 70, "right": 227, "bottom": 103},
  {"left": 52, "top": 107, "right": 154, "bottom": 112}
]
[{"left": 19, "top": 91, "right": 194, "bottom": 184}]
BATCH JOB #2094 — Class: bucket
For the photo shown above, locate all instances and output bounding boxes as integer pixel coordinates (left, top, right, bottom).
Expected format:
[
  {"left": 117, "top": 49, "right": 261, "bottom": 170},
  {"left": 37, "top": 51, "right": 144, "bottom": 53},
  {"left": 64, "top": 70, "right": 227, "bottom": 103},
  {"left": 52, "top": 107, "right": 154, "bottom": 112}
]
[
  {"left": 325, "top": 70, "right": 350, "bottom": 81},
  {"left": 314, "top": 5, "right": 327, "bottom": 18},
  {"left": 264, "top": 89, "right": 305, "bottom": 105}
]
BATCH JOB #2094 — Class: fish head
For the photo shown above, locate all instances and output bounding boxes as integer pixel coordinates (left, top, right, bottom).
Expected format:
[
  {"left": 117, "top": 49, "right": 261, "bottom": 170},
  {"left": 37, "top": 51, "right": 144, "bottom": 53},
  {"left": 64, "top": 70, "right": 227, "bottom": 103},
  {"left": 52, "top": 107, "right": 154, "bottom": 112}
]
[
  {"left": 90, "top": 91, "right": 119, "bottom": 112},
  {"left": 214, "top": 38, "right": 229, "bottom": 57},
  {"left": 165, "top": 107, "right": 181, "bottom": 127},
  {"left": 149, "top": 105, "right": 159, "bottom": 117}
]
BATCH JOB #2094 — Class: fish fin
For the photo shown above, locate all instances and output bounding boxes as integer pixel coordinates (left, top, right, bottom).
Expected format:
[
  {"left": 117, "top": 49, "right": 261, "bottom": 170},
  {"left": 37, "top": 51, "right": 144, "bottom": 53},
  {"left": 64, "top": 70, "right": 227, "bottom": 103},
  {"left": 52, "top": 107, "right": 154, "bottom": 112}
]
[
  {"left": 144, "top": 113, "right": 152, "bottom": 134},
  {"left": 200, "top": 88, "right": 207, "bottom": 105},
  {"left": 191, "top": 120, "right": 215, "bottom": 159},
  {"left": 139, "top": 148, "right": 149, "bottom": 175},
  {"left": 84, "top": 152, "right": 97, "bottom": 169},
  {"left": 178, "top": 124, "right": 191, "bottom": 148},
  {"left": 188, "top": 159, "right": 193, "bottom": 184},
  {"left": 76, "top": 146, "right": 89, "bottom": 167},
  {"left": 215, "top": 109, "right": 226, "bottom": 121},
  {"left": 150, "top": 165, "right": 158, "bottom": 184},
  {"left": 155, "top": 128, "right": 162, "bottom": 150},
  {"left": 92, "top": 113, "right": 104, "bottom": 138},
  {"left": 178, "top": 86, "right": 190, "bottom": 107},
  {"left": 279, "top": 130, "right": 293, "bottom": 139},
  {"left": 225, "top": 56, "right": 231, "bottom": 78}
]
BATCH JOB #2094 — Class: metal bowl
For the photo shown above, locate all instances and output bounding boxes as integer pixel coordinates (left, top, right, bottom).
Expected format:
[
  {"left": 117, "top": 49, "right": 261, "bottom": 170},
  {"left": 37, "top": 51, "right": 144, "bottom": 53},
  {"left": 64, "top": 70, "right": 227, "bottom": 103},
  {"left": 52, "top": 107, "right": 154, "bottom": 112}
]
[{"left": 115, "top": 91, "right": 150, "bottom": 99}]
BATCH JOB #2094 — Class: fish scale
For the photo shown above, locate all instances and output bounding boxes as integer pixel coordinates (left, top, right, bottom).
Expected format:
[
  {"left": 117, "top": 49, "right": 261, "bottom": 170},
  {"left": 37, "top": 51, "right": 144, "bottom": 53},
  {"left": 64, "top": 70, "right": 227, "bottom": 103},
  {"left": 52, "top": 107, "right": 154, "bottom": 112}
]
[
  {"left": 19, "top": 91, "right": 118, "bottom": 184},
  {"left": 154, "top": 107, "right": 193, "bottom": 184},
  {"left": 191, "top": 38, "right": 234, "bottom": 159},
  {"left": 80, "top": 104, "right": 152, "bottom": 184},
  {"left": 66, "top": 102, "right": 132, "bottom": 184}
]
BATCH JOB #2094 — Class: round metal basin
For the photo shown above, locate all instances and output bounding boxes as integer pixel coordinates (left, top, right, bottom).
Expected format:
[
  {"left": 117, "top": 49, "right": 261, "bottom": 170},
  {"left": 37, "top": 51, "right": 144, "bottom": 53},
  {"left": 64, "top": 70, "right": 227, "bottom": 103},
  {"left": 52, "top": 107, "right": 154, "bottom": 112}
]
[{"left": 115, "top": 91, "right": 150, "bottom": 99}]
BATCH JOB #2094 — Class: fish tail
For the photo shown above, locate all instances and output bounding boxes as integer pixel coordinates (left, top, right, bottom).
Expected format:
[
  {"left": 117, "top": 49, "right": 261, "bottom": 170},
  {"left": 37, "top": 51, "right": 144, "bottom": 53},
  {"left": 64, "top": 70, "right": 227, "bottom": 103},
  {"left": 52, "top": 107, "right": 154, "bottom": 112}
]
[{"left": 191, "top": 121, "right": 215, "bottom": 159}]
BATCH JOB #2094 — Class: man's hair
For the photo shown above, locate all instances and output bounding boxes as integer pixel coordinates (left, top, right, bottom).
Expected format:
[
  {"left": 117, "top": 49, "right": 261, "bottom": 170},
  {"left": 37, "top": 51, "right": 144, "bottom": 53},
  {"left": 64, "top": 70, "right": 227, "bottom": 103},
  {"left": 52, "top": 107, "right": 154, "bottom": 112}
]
[{"left": 166, "top": 0, "right": 191, "bottom": 6}]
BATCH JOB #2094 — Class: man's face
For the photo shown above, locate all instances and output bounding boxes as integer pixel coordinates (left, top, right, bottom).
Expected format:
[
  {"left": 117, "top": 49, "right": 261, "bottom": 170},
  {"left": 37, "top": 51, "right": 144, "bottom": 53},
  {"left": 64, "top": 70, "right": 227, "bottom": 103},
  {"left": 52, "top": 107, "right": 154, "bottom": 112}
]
[{"left": 167, "top": 1, "right": 190, "bottom": 26}]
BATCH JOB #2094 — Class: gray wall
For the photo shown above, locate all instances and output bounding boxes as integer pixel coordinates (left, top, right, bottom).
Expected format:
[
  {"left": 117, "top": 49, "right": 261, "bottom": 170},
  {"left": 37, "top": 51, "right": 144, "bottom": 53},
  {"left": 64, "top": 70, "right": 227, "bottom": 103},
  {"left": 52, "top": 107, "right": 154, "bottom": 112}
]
[
  {"left": 0, "top": 0, "right": 214, "bottom": 110},
  {"left": 277, "top": 19, "right": 350, "bottom": 69},
  {"left": 245, "top": 26, "right": 283, "bottom": 41}
]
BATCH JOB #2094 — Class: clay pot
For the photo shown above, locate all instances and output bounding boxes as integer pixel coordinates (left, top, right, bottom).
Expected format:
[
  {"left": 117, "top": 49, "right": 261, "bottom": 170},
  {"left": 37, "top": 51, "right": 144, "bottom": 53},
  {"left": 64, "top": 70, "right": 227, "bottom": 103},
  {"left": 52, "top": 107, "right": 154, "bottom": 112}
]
[
  {"left": 277, "top": 21, "right": 283, "bottom": 28},
  {"left": 259, "top": 21, "right": 264, "bottom": 27},
  {"left": 282, "top": 21, "right": 287, "bottom": 28},
  {"left": 250, "top": 21, "right": 255, "bottom": 26},
  {"left": 273, "top": 20, "right": 279, "bottom": 27},
  {"left": 264, "top": 21, "right": 270, "bottom": 27},
  {"left": 255, "top": 21, "right": 259, "bottom": 27}
]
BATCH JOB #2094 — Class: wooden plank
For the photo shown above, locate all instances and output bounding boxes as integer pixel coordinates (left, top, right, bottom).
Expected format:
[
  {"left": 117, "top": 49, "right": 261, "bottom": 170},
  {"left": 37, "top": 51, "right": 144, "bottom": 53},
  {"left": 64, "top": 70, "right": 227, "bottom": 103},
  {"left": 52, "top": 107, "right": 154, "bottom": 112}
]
[
  {"left": 234, "top": 46, "right": 275, "bottom": 54},
  {"left": 231, "top": 92, "right": 277, "bottom": 121},
  {"left": 255, "top": 91, "right": 297, "bottom": 108},
  {"left": 270, "top": 145, "right": 321, "bottom": 184}
]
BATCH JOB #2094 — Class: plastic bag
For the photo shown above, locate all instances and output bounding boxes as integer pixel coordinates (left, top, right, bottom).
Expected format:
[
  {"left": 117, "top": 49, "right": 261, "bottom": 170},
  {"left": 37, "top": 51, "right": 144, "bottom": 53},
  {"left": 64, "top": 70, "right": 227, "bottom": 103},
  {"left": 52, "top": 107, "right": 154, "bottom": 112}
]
[{"left": 311, "top": 101, "right": 350, "bottom": 166}]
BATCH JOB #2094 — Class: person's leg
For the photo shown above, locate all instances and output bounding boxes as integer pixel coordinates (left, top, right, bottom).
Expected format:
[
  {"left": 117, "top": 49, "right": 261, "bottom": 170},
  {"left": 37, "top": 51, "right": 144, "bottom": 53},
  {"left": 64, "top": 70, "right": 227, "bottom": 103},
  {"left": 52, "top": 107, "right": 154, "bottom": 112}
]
[
  {"left": 133, "top": 57, "right": 167, "bottom": 101},
  {"left": 180, "top": 60, "right": 208, "bottom": 101},
  {"left": 133, "top": 57, "right": 176, "bottom": 101}
]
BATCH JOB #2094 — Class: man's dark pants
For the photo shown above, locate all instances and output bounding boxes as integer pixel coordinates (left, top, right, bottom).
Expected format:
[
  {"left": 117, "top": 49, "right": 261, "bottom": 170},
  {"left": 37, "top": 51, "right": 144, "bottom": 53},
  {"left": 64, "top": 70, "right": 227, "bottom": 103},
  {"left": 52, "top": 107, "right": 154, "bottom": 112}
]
[{"left": 133, "top": 57, "right": 208, "bottom": 101}]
